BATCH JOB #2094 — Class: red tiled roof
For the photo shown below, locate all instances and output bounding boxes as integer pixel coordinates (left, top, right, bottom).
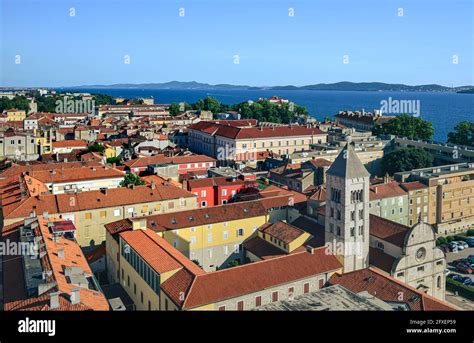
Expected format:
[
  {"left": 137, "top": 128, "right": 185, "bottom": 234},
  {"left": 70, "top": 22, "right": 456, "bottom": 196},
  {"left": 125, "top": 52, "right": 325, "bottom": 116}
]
[
  {"left": 180, "top": 248, "right": 342, "bottom": 309},
  {"left": 124, "top": 154, "right": 216, "bottom": 169},
  {"left": 189, "top": 121, "right": 326, "bottom": 140},
  {"left": 369, "top": 181, "right": 407, "bottom": 201},
  {"left": 369, "top": 215, "right": 409, "bottom": 247},
  {"left": 52, "top": 140, "right": 88, "bottom": 148},
  {"left": 369, "top": 247, "right": 397, "bottom": 273},
  {"left": 401, "top": 181, "right": 428, "bottom": 192},
  {"left": 258, "top": 221, "right": 307, "bottom": 244},
  {"left": 329, "top": 267, "right": 456, "bottom": 311}
]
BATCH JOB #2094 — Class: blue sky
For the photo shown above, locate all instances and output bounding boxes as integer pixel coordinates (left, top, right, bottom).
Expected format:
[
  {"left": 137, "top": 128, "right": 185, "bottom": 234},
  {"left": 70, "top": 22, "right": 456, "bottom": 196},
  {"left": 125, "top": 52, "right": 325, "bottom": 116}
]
[{"left": 1, "top": 0, "right": 472, "bottom": 87}]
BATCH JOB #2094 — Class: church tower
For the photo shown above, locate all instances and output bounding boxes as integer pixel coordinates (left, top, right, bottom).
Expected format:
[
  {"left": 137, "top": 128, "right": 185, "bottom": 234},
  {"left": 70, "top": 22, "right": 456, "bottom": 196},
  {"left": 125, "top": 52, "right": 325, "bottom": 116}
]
[{"left": 325, "top": 143, "right": 370, "bottom": 273}]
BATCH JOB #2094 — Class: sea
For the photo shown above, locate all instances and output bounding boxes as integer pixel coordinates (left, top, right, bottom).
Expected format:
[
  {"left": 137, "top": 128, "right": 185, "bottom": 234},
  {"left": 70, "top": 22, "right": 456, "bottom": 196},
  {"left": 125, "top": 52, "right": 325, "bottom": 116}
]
[{"left": 63, "top": 88, "right": 474, "bottom": 143}]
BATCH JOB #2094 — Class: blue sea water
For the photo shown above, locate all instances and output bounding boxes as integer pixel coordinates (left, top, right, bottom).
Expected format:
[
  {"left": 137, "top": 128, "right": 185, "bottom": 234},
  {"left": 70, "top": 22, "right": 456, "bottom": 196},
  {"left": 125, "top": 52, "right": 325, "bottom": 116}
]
[{"left": 65, "top": 88, "right": 473, "bottom": 142}]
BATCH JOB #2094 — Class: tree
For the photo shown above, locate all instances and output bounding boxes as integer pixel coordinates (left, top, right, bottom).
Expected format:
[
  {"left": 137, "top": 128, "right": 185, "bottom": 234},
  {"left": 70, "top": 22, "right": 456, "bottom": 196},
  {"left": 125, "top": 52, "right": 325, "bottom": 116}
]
[
  {"left": 447, "top": 121, "right": 474, "bottom": 147},
  {"left": 169, "top": 102, "right": 191, "bottom": 116},
  {"left": 380, "top": 148, "right": 434, "bottom": 175},
  {"left": 436, "top": 237, "right": 447, "bottom": 246},
  {"left": 120, "top": 173, "right": 145, "bottom": 187},
  {"left": 87, "top": 143, "right": 105, "bottom": 153},
  {"left": 0, "top": 95, "right": 31, "bottom": 112},
  {"left": 92, "top": 93, "right": 114, "bottom": 106},
  {"left": 193, "top": 96, "right": 225, "bottom": 114},
  {"left": 106, "top": 156, "right": 121, "bottom": 165},
  {"left": 372, "top": 114, "right": 434, "bottom": 140}
]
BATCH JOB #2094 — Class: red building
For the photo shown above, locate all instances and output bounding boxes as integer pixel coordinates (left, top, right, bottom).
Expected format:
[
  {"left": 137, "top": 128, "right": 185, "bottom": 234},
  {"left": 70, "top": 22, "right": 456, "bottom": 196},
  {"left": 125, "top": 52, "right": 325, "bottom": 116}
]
[{"left": 185, "top": 176, "right": 258, "bottom": 207}]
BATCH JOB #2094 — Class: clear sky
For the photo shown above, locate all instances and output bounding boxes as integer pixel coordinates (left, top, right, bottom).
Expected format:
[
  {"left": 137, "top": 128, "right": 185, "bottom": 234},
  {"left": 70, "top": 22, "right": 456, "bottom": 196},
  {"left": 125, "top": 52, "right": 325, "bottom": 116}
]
[{"left": 1, "top": 0, "right": 472, "bottom": 87}]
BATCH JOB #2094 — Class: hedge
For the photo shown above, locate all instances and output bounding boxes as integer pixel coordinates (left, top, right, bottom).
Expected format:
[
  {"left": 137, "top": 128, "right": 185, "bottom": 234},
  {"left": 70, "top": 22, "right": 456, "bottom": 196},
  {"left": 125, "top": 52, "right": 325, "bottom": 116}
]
[{"left": 446, "top": 278, "right": 474, "bottom": 301}]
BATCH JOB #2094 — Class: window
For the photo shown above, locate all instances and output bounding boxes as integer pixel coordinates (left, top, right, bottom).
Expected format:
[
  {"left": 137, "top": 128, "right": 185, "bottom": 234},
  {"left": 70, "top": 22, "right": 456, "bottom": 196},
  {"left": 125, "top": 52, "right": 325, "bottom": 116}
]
[
  {"left": 140, "top": 292, "right": 144, "bottom": 304},
  {"left": 128, "top": 207, "right": 134, "bottom": 214},
  {"left": 114, "top": 209, "right": 121, "bottom": 217},
  {"left": 168, "top": 202, "right": 174, "bottom": 209},
  {"left": 100, "top": 211, "right": 107, "bottom": 218},
  {"left": 223, "top": 231, "right": 229, "bottom": 240},
  {"left": 303, "top": 282, "right": 310, "bottom": 294},
  {"left": 288, "top": 287, "right": 294, "bottom": 296},
  {"left": 201, "top": 201, "right": 207, "bottom": 207},
  {"left": 417, "top": 266, "right": 425, "bottom": 272},
  {"left": 272, "top": 291, "right": 279, "bottom": 302},
  {"left": 437, "top": 275, "right": 442, "bottom": 288},
  {"left": 236, "top": 228, "right": 244, "bottom": 237},
  {"left": 218, "top": 306, "right": 226, "bottom": 311},
  {"left": 222, "top": 189, "right": 227, "bottom": 196},
  {"left": 237, "top": 301, "right": 244, "bottom": 311},
  {"left": 234, "top": 244, "right": 240, "bottom": 253},
  {"left": 318, "top": 279, "right": 324, "bottom": 289},
  {"left": 207, "top": 234, "right": 213, "bottom": 243},
  {"left": 190, "top": 236, "right": 197, "bottom": 245},
  {"left": 208, "top": 248, "right": 213, "bottom": 258},
  {"left": 223, "top": 245, "right": 228, "bottom": 255},
  {"left": 255, "top": 296, "right": 262, "bottom": 307},
  {"left": 85, "top": 212, "right": 92, "bottom": 219},
  {"left": 201, "top": 190, "right": 207, "bottom": 197}
]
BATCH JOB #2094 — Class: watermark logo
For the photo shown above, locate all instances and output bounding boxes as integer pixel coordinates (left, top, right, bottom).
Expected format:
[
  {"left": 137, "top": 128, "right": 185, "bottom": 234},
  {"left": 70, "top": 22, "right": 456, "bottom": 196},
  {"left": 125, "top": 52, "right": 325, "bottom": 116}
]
[
  {"left": 324, "top": 240, "right": 364, "bottom": 258},
  {"left": 55, "top": 96, "right": 95, "bottom": 114},
  {"left": 18, "top": 318, "right": 56, "bottom": 337},
  {"left": 380, "top": 97, "right": 420, "bottom": 117},
  {"left": 0, "top": 239, "right": 37, "bottom": 256}
]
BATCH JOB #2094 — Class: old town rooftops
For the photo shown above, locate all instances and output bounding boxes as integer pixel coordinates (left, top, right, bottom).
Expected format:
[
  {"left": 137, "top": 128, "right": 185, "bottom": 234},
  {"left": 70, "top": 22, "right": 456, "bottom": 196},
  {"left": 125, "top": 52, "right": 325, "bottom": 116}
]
[{"left": 0, "top": 182, "right": 196, "bottom": 220}]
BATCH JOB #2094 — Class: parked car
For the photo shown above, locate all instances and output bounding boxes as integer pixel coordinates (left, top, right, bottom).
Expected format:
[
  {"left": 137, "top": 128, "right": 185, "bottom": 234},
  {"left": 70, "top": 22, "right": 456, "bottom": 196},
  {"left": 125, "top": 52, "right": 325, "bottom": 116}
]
[
  {"left": 448, "top": 274, "right": 462, "bottom": 281},
  {"left": 448, "top": 242, "right": 460, "bottom": 251},
  {"left": 445, "top": 269, "right": 452, "bottom": 276},
  {"left": 453, "top": 241, "right": 466, "bottom": 250},
  {"left": 456, "top": 263, "right": 473, "bottom": 274},
  {"left": 458, "top": 241, "right": 469, "bottom": 249},
  {"left": 457, "top": 236, "right": 474, "bottom": 247},
  {"left": 459, "top": 276, "right": 472, "bottom": 285}
]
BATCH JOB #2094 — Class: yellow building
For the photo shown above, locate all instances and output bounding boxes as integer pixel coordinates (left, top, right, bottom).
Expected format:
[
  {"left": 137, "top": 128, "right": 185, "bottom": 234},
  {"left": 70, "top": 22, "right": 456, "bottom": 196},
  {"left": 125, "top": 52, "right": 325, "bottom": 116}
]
[
  {"left": 4, "top": 108, "right": 26, "bottom": 121},
  {"left": 34, "top": 128, "right": 53, "bottom": 155},
  {"left": 108, "top": 199, "right": 280, "bottom": 272}
]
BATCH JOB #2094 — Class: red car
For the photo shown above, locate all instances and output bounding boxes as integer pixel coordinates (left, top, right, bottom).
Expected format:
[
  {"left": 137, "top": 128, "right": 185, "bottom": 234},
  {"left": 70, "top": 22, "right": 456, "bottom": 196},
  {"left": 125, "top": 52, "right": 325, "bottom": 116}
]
[{"left": 456, "top": 263, "right": 473, "bottom": 274}]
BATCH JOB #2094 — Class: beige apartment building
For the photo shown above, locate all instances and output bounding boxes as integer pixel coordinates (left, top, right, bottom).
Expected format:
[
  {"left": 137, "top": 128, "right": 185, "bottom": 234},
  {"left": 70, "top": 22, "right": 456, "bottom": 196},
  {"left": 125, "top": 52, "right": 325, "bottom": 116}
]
[{"left": 395, "top": 163, "right": 474, "bottom": 235}]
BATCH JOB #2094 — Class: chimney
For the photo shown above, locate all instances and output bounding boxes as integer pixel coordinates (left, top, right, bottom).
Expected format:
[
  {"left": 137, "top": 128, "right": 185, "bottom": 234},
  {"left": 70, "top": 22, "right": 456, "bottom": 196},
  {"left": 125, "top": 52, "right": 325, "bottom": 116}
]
[
  {"left": 151, "top": 181, "right": 156, "bottom": 190},
  {"left": 42, "top": 211, "right": 49, "bottom": 219},
  {"left": 57, "top": 249, "right": 64, "bottom": 260},
  {"left": 374, "top": 187, "right": 378, "bottom": 194},
  {"left": 50, "top": 291, "right": 60, "bottom": 309},
  {"left": 70, "top": 288, "right": 80, "bottom": 305}
]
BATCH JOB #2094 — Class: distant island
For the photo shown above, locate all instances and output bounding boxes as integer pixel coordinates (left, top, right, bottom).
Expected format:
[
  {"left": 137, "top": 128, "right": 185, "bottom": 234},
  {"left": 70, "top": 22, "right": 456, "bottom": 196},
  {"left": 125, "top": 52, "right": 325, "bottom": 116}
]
[{"left": 64, "top": 81, "right": 474, "bottom": 93}]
